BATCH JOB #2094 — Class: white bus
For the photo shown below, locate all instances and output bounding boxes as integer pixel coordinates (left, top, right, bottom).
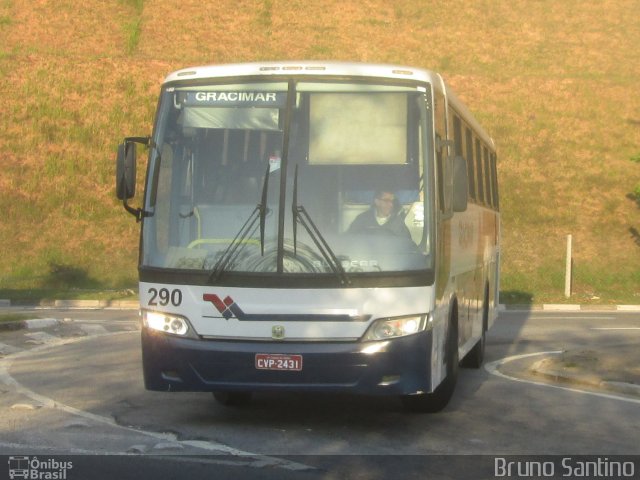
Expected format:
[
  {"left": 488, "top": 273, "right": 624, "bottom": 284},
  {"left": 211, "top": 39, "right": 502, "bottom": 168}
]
[{"left": 116, "top": 62, "right": 500, "bottom": 412}]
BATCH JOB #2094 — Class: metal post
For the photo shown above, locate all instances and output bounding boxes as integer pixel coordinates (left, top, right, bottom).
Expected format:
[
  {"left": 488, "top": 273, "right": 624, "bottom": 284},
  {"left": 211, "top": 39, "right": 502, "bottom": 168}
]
[{"left": 565, "top": 234, "right": 572, "bottom": 298}]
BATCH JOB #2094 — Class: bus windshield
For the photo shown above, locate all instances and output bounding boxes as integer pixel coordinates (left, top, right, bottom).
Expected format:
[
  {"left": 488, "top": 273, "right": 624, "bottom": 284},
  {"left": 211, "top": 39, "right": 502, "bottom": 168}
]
[{"left": 142, "top": 80, "right": 435, "bottom": 280}]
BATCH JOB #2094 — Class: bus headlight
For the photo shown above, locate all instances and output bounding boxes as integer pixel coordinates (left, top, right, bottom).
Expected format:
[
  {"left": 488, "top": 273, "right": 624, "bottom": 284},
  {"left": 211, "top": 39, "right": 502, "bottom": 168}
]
[
  {"left": 363, "top": 314, "right": 431, "bottom": 341},
  {"left": 143, "top": 311, "right": 194, "bottom": 337}
]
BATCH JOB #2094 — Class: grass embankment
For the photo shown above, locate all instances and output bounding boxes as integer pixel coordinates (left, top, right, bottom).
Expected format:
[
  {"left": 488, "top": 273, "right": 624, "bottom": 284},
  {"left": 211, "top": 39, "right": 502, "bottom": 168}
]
[
  {"left": 0, "top": 0, "right": 639, "bottom": 304},
  {"left": 0, "top": 313, "right": 31, "bottom": 324}
]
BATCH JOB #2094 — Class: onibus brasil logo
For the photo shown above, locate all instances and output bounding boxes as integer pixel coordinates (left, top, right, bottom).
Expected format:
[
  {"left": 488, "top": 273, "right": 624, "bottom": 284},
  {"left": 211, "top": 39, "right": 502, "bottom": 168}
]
[{"left": 8, "top": 456, "right": 73, "bottom": 480}]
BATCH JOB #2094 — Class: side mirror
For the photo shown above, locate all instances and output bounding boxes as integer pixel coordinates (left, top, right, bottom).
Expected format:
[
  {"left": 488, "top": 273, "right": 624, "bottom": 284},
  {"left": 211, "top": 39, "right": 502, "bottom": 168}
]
[
  {"left": 116, "top": 141, "right": 137, "bottom": 200},
  {"left": 452, "top": 155, "right": 468, "bottom": 213}
]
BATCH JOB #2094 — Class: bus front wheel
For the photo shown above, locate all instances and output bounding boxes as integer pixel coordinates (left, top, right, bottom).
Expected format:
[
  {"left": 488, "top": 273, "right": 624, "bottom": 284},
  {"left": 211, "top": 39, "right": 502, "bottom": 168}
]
[{"left": 461, "top": 286, "right": 489, "bottom": 369}]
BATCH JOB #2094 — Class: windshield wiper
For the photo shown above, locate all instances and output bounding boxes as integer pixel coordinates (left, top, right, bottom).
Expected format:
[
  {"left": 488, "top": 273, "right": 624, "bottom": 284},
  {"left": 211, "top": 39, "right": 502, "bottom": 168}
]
[
  {"left": 208, "top": 164, "right": 271, "bottom": 283},
  {"left": 291, "top": 165, "right": 350, "bottom": 285}
]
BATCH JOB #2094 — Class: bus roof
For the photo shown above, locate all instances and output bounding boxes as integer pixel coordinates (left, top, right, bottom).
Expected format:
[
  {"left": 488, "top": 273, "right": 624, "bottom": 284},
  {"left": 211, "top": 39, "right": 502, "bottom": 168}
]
[
  {"left": 163, "top": 61, "right": 441, "bottom": 85},
  {"left": 163, "top": 61, "right": 495, "bottom": 150}
]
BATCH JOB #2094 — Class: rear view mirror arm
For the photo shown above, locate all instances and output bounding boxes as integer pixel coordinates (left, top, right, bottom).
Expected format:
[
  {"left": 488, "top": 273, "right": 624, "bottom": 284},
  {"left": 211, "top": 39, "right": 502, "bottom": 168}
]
[{"left": 122, "top": 198, "right": 149, "bottom": 222}]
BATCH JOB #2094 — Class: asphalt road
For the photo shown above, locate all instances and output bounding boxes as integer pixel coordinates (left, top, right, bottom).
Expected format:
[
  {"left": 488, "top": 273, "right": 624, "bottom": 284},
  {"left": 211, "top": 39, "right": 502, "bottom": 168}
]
[{"left": 0, "top": 308, "right": 639, "bottom": 479}]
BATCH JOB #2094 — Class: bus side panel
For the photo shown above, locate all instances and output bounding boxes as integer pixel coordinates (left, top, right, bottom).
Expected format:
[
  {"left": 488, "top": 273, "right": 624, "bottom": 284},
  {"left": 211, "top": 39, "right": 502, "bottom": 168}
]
[
  {"left": 482, "top": 208, "right": 500, "bottom": 330},
  {"left": 434, "top": 205, "right": 499, "bottom": 364},
  {"left": 450, "top": 204, "right": 482, "bottom": 354}
]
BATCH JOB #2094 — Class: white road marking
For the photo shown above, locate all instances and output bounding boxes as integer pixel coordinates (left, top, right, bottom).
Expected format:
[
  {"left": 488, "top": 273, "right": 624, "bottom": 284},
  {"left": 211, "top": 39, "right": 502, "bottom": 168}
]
[
  {"left": 0, "top": 440, "right": 305, "bottom": 469},
  {"left": 484, "top": 351, "right": 640, "bottom": 406},
  {"left": 0, "top": 331, "right": 313, "bottom": 471},
  {"left": 0, "top": 441, "right": 118, "bottom": 455}
]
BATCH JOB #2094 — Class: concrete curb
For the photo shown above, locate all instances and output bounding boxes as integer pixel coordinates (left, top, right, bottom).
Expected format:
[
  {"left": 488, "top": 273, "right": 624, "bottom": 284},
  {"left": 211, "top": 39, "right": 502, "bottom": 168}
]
[
  {"left": 599, "top": 381, "right": 640, "bottom": 396},
  {"left": 23, "top": 318, "right": 59, "bottom": 329},
  {"left": 0, "top": 318, "right": 62, "bottom": 332},
  {"left": 531, "top": 357, "right": 640, "bottom": 398},
  {"left": 616, "top": 305, "right": 640, "bottom": 312},
  {"left": 50, "top": 299, "right": 139, "bottom": 309},
  {"left": 543, "top": 304, "right": 581, "bottom": 311}
]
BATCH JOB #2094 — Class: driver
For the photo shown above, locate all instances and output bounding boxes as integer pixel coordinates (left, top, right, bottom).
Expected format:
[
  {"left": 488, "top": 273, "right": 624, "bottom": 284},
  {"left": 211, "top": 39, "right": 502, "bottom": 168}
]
[{"left": 347, "top": 190, "right": 411, "bottom": 237}]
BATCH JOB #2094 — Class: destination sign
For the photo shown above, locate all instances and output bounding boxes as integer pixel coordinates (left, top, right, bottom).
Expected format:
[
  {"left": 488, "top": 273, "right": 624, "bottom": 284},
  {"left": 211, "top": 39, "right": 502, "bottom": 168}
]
[{"left": 180, "top": 91, "right": 287, "bottom": 108}]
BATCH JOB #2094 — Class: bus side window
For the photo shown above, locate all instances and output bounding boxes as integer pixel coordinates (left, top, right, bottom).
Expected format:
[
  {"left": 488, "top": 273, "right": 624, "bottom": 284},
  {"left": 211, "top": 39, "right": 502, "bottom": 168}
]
[
  {"left": 453, "top": 115, "right": 463, "bottom": 157},
  {"left": 465, "top": 127, "right": 476, "bottom": 202},
  {"left": 483, "top": 146, "right": 491, "bottom": 207},
  {"left": 475, "top": 138, "right": 484, "bottom": 205},
  {"left": 491, "top": 152, "right": 499, "bottom": 210},
  {"left": 434, "top": 91, "right": 450, "bottom": 215}
]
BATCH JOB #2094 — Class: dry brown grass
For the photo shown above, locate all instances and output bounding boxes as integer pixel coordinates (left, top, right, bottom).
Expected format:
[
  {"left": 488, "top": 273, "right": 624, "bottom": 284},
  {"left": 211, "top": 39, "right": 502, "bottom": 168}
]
[{"left": 1, "top": 0, "right": 639, "bottom": 302}]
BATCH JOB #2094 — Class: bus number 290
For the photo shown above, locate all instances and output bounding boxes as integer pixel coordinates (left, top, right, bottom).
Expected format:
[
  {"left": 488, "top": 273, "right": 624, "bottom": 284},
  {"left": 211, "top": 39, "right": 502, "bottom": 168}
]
[{"left": 148, "top": 288, "right": 183, "bottom": 307}]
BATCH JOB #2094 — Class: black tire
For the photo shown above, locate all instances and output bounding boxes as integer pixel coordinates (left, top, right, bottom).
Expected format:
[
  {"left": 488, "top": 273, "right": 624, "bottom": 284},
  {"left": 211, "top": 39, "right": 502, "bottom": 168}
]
[
  {"left": 460, "top": 329, "right": 485, "bottom": 369},
  {"left": 212, "top": 391, "right": 253, "bottom": 406},
  {"left": 401, "top": 306, "right": 459, "bottom": 413},
  {"left": 461, "top": 286, "right": 489, "bottom": 369}
]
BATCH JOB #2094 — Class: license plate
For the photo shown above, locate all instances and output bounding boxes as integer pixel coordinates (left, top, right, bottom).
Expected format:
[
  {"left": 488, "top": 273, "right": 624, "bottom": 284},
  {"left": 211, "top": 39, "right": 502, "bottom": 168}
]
[{"left": 255, "top": 354, "right": 303, "bottom": 371}]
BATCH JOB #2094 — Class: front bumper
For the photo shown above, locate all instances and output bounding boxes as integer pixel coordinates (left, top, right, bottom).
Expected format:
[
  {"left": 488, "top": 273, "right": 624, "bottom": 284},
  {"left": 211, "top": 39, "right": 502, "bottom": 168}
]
[{"left": 141, "top": 328, "right": 433, "bottom": 396}]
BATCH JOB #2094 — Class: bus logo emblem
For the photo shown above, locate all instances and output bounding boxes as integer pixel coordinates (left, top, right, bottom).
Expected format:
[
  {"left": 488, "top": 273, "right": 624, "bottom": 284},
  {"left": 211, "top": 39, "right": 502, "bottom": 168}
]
[
  {"left": 272, "top": 325, "right": 285, "bottom": 340},
  {"left": 203, "top": 294, "right": 245, "bottom": 320}
]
